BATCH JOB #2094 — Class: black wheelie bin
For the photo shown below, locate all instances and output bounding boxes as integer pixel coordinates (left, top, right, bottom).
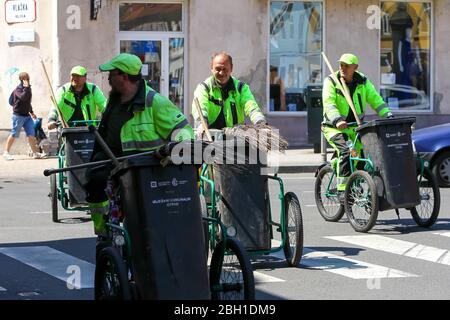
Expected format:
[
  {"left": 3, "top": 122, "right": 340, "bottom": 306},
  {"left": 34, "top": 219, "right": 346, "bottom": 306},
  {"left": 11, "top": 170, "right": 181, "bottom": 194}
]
[
  {"left": 111, "top": 156, "right": 210, "bottom": 300},
  {"left": 356, "top": 116, "right": 420, "bottom": 211},
  {"left": 62, "top": 127, "right": 95, "bottom": 206},
  {"left": 214, "top": 137, "right": 271, "bottom": 251}
]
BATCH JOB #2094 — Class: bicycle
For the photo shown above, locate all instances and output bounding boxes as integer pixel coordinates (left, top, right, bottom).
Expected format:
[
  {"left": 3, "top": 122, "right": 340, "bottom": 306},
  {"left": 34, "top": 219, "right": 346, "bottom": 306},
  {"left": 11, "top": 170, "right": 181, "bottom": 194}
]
[
  {"left": 315, "top": 117, "right": 440, "bottom": 232},
  {"left": 199, "top": 129, "right": 303, "bottom": 268},
  {"left": 45, "top": 133, "right": 255, "bottom": 300}
]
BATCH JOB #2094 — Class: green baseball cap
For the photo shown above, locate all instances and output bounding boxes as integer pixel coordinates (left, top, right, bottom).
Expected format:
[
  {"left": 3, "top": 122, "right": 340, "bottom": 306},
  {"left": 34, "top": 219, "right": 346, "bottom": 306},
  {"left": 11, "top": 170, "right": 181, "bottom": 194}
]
[
  {"left": 99, "top": 53, "right": 142, "bottom": 76},
  {"left": 338, "top": 53, "right": 359, "bottom": 65},
  {"left": 70, "top": 66, "right": 87, "bottom": 76}
]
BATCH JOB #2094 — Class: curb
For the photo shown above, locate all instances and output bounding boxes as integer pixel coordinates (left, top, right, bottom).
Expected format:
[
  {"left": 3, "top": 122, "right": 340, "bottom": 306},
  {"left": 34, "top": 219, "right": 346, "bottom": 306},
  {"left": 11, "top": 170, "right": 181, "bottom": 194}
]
[{"left": 277, "top": 165, "right": 321, "bottom": 174}]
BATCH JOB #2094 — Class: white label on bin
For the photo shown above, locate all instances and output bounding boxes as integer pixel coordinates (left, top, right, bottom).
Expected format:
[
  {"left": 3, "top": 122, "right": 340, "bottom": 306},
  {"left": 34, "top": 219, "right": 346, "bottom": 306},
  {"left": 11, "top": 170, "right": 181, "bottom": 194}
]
[
  {"left": 152, "top": 197, "right": 192, "bottom": 207},
  {"left": 149, "top": 179, "right": 188, "bottom": 189}
]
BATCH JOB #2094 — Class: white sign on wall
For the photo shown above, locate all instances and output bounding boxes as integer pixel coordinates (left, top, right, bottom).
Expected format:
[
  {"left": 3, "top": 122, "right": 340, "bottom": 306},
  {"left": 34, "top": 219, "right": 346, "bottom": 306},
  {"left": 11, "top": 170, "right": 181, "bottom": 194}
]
[
  {"left": 5, "top": 0, "right": 36, "bottom": 24},
  {"left": 7, "top": 29, "right": 35, "bottom": 43}
]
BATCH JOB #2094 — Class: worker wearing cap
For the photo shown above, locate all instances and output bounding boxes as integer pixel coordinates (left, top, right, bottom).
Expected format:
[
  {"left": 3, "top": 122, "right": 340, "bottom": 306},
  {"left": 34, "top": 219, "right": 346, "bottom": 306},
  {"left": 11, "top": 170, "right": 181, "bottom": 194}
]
[
  {"left": 47, "top": 66, "right": 107, "bottom": 129},
  {"left": 192, "top": 52, "right": 266, "bottom": 137},
  {"left": 85, "top": 53, "right": 194, "bottom": 236},
  {"left": 322, "top": 53, "right": 393, "bottom": 194}
]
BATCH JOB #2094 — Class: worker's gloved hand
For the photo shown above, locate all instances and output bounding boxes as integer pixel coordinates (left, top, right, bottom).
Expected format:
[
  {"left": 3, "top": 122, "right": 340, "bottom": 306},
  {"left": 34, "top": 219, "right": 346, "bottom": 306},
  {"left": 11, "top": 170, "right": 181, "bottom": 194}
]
[
  {"left": 336, "top": 120, "right": 348, "bottom": 130},
  {"left": 386, "top": 112, "right": 394, "bottom": 119},
  {"left": 47, "top": 121, "right": 58, "bottom": 130}
]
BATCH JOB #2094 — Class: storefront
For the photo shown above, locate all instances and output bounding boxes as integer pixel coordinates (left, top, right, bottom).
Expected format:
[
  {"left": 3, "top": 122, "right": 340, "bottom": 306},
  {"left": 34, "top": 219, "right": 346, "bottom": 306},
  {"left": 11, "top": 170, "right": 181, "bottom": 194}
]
[{"left": 1, "top": 0, "right": 449, "bottom": 147}]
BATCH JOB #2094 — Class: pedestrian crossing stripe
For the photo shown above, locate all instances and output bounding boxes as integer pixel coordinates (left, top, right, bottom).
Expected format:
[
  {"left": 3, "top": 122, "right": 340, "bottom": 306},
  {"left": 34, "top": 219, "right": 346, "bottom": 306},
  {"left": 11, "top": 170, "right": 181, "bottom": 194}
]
[
  {"left": 434, "top": 232, "right": 450, "bottom": 238},
  {"left": 327, "top": 235, "right": 450, "bottom": 266},
  {"left": 0, "top": 246, "right": 95, "bottom": 289},
  {"left": 269, "top": 240, "right": 417, "bottom": 279},
  {"left": 0, "top": 246, "right": 284, "bottom": 286}
]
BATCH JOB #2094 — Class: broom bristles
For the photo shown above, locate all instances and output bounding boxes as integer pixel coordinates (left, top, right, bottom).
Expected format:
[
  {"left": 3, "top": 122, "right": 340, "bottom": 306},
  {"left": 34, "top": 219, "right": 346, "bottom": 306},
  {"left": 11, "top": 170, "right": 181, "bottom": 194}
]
[{"left": 223, "top": 124, "right": 288, "bottom": 154}]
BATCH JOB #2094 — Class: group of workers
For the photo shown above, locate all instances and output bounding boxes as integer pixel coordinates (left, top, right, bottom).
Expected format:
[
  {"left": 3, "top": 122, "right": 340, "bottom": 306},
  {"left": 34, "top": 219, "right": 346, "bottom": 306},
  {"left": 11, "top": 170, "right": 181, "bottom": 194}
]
[{"left": 24, "top": 51, "right": 392, "bottom": 235}]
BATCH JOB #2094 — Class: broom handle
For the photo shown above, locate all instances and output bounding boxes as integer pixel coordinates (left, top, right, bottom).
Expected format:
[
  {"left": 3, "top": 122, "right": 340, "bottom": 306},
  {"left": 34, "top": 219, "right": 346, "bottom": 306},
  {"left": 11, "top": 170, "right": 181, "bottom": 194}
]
[
  {"left": 40, "top": 59, "right": 69, "bottom": 128},
  {"left": 321, "top": 52, "right": 362, "bottom": 126},
  {"left": 194, "top": 97, "right": 213, "bottom": 142}
]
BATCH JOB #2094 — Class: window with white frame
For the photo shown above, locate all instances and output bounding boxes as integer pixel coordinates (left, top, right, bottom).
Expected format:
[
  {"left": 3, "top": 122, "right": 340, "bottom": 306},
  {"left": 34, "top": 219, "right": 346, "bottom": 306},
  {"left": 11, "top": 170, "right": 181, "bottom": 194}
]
[
  {"left": 269, "top": 1, "right": 323, "bottom": 113},
  {"left": 118, "top": 2, "right": 185, "bottom": 110},
  {"left": 380, "top": 1, "right": 432, "bottom": 111}
]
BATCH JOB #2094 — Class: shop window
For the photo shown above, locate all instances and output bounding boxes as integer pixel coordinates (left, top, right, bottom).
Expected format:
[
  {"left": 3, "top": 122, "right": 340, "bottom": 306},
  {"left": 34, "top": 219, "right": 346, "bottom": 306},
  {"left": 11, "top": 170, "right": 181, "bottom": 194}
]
[
  {"left": 269, "top": 1, "right": 323, "bottom": 113},
  {"left": 380, "top": 1, "right": 432, "bottom": 111}
]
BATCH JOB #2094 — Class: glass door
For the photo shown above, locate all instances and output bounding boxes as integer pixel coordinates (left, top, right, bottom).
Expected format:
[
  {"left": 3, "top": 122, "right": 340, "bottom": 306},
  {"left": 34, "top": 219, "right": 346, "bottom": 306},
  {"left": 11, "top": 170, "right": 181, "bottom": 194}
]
[
  {"left": 118, "top": 2, "right": 186, "bottom": 110},
  {"left": 120, "top": 40, "right": 163, "bottom": 93}
]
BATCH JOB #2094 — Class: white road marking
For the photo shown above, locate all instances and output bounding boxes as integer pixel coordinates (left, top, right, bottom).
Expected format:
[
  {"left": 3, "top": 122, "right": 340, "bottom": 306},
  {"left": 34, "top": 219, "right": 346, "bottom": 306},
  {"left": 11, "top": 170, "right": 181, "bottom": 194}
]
[
  {"left": 269, "top": 240, "right": 416, "bottom": 279},
  {"left": 434, "top": 232, "right": 450, "bottom": 238},
  {"left": 0, "top": 286, "right": 6, "bottom": 292},
  {"left": 0, "top": 246, "right": 95, "bottom": 288},
  {"left": 327, "top": 235, "right": 450, "bottom": 266},
  {"left": 253, "top": 272, "right": 285, "bottom": 283}
]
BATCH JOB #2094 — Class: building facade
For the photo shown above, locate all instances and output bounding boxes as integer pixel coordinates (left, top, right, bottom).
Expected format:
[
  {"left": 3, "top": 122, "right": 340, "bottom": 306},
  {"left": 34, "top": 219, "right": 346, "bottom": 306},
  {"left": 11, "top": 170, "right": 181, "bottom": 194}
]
[{"left": 1, "top": 0, "right": 449, "bottom": 147}]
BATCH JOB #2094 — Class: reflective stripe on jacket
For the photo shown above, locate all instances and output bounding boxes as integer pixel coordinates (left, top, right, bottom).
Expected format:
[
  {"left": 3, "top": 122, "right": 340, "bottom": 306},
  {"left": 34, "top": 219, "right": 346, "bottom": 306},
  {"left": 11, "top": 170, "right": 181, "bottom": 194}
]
[{"left": 191, "top": 76, "right": 265, "bottom": 128}]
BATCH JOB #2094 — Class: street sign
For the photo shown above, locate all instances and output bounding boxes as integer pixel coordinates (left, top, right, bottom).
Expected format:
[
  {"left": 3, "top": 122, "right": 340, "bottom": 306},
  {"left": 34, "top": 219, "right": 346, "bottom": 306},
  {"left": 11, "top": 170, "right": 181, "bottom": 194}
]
[
  {"left": 5, "top": 0, "right": 36, "bottom": 24},
  {"left": 7, "top": 28, "right": 35, "bottom": 43}
]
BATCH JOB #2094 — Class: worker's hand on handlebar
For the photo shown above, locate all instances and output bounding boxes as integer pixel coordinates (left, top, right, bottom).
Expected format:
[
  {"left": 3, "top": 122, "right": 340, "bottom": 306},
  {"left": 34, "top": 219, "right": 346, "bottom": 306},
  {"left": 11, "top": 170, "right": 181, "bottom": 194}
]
[
  {"left": 47, "top": 121, "right": 58, "bottom": 130},
  {"left": 336, "top": 120, "right": 348, "bottom": 130}
]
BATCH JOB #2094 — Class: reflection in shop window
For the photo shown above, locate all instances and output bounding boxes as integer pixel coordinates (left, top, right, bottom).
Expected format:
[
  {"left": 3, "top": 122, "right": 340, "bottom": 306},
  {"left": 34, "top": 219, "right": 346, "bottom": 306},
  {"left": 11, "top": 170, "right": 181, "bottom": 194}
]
[
  {"left": 269, "top": 1, "right": 323, "bottom": 112},
  {"left": 380, "top": 2, "right": 431, "bottom": 111},
  {"left": 169, "top": 38, "right": 184, "bottom": 109},
  {"left": 119, "top": 3, "right": 182, "bottom": 32}
]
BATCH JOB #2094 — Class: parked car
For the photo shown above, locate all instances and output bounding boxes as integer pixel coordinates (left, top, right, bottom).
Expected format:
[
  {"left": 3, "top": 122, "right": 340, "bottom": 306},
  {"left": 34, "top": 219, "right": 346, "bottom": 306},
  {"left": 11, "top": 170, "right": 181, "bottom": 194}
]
[{"left": 412, "top": 123, "right": 450, "bottom": 187}]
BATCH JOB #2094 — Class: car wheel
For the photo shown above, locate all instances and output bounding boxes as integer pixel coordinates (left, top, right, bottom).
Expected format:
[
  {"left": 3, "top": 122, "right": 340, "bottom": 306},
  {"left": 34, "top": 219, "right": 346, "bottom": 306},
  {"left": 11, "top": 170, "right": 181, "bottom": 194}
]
[{"left": 432, "top": 151, "right": 450, "bottom": 187}]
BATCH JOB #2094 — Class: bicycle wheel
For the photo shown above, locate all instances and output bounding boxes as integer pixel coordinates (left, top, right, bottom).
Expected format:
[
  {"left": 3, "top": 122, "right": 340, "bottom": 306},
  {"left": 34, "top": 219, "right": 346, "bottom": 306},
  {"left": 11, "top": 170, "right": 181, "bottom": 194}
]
[
  {"left": 49, "top": 174, "right": 58, "bottom": 223},
  {"left": 283, "top": 192, "right": 303, "bottom": 267},
  {"left": 315, "top": 165, "right": 345, "bottom": 221},
  {"left": 410, "top": 167, "right": 441, "bottom": 227},
  {"left": 345, "top": 170, "right": 378, "bottom": 233},
  {"left": 209, "top": 237, "right": 255, "bottom": 300},
  {"left": 95, "top": 247, "right": 132, "bottom": 300}
]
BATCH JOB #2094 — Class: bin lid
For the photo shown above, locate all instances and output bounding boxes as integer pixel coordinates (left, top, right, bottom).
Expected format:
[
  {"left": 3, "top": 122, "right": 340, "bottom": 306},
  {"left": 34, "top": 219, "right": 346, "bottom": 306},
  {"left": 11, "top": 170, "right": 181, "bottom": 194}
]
[
  {"left": 110, "top": 156, "right": 165, "bottom": 178},
  {"left": 61, "top": 127, "right": 91, "bottom": 136},
  {"left": 356, "top": 116, "right": 416, "bottom": 133}
]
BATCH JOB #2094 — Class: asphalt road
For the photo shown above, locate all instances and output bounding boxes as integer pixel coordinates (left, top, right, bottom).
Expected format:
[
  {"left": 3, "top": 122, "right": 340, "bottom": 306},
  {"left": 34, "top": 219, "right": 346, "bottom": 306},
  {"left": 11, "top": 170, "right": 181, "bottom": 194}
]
[{"left": 0, "top": 170, "right": 449, "bottom": 300}]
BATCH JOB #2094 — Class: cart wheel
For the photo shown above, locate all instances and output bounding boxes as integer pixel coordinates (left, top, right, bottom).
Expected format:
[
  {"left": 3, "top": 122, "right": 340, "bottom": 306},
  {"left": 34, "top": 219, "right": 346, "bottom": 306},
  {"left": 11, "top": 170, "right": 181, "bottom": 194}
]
[
  {"left": 49, "top": 174, "right": 58, "bottom": 223},
  {"left": 315, "top": 165, "right": 345, "bottom": 222},
  {"left": 95, "top": 247, "right": 132, "bottom": 300},
  {"left": 410, "top": 167, "right": 441, "bottom": 227},
  {"left": 345, "top": 170, "right": 378, "bottom": 233},
  {"left": 209, "top": 237, "right": 255, "bottom": 300},
  {"left": 283, "top": 192, "right": 303, "bottom": 267}
]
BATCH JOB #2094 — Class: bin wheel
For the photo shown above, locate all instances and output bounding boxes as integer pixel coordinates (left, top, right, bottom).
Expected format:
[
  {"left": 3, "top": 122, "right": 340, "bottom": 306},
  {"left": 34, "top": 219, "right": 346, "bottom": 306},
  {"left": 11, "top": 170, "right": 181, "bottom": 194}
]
[
  {"left": 410, "top": 167, "right": 441, "bottom": 227},
  {"left": 49, "top": 174, "right": 58, "bottom": 223},
  {"left": 315, "top": 165, "right": 345, "bottom": 222},
  {"left": 283, "top": 192, "right": 303, "bottom": 267},
  {"left": 95, "top": 247, "right": 132, "bottom": 300},
  {"left": 209, "top": 237, "right": 255, "bottom": 300},
  {"left": 345, "top": 170, "right": 378, "bottom": 233}
]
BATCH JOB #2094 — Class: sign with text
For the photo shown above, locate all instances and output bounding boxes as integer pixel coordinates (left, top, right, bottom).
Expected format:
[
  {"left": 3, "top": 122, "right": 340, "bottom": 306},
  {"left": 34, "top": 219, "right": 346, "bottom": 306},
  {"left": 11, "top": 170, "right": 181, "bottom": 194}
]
[
  {"left": 7, "top": 28, "right": 35, "bottom": 43},
  {"left": 5, "top": 0, "right": 36, "bottom": 24}
]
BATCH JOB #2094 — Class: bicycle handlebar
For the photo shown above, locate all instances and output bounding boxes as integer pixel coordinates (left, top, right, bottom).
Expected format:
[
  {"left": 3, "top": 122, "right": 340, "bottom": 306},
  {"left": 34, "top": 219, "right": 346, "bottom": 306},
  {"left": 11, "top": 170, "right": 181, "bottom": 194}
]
[{"left": 43, "top": 140, "right": 198, "bottom": 177}]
